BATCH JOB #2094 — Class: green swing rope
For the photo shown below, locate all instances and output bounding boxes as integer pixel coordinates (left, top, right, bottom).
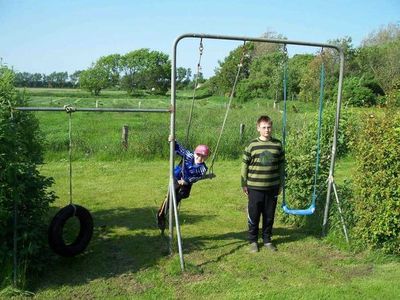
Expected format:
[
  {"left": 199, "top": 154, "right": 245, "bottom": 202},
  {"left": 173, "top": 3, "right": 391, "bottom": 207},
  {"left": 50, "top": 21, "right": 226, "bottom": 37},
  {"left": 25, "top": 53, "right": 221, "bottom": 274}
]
[{"left": 281, "top": 47, "right": 325, "bottom": 216}]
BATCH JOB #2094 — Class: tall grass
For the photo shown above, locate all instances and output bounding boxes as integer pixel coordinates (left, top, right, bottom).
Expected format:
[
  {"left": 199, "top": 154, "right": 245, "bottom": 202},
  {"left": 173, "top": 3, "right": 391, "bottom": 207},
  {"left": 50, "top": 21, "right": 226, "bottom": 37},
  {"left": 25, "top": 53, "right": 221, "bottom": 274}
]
[{"left": 26, "top": 90, "right": 314, "bottom": 162}]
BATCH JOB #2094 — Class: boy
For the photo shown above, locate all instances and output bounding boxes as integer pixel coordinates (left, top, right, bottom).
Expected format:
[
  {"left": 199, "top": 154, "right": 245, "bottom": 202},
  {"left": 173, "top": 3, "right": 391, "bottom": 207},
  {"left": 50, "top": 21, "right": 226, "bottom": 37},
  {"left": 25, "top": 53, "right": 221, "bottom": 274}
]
[
  {"left": 157, "top": 140, "right": 210, "bottom": 233},
  {"left": 241, "top": 115, "right": 284, "bottom": 253}
]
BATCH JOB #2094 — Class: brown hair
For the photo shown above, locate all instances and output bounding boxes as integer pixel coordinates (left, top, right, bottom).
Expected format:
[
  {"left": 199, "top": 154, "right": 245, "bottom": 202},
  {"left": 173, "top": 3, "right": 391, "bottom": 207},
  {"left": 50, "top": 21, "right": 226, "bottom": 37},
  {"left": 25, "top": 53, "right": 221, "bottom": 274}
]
[{"left": 257, "top": 115, "right": 272, "bottom": 125}]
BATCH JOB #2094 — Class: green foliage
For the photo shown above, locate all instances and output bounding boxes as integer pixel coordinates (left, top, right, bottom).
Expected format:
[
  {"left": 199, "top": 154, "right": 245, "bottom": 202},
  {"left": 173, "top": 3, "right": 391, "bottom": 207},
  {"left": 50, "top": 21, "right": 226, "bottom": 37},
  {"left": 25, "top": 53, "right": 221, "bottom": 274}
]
[
  {"left": 0, "top": 65, "right": 56, "bottom": 288},
  {"left": 121, "top": 48, "right": 170, "bottom": 95},
  {"left": 327, "top": 180, "right": 356, "bottom": 238},
  {"left": 176, "top": 67, "right": 192, "bottom": 89},
  {"left": 79, "top": 66, "right": 110, "bottom": 96},
  {"left": 287, "top": 54, "right": 314, "bottom": 96},
  {"left": 356, "top": 33, "right": 400, "bottom": 96},
  {"left": 342, "top": 76, "right": 378, "bottom": 106},
  {"left": 208, "top": 44, "right": 252, "bottom": 96},
  {"left": 94, "top": 54, "right": 122, "bottom": 87},
  {"left": 236, "top": 51, "right": 286, "bottom": 102},
  {"left": 352, "top": 112, "right": 400, "bottom": 254}
]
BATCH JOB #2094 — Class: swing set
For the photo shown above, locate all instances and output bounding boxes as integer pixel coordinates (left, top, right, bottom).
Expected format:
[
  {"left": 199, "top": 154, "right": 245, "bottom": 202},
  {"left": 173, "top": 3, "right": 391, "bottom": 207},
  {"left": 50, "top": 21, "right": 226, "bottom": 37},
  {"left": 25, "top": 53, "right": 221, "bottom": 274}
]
[{"left": 11, "top": 33, "right": 348, "bottom": 273}]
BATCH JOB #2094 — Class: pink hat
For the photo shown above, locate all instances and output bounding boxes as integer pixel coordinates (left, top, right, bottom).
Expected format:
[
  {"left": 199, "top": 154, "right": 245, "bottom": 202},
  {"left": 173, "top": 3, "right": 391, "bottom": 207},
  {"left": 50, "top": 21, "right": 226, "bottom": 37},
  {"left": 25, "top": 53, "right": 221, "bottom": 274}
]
[{"left": 194, "top": 144, "right": 210, "bottom": 156}]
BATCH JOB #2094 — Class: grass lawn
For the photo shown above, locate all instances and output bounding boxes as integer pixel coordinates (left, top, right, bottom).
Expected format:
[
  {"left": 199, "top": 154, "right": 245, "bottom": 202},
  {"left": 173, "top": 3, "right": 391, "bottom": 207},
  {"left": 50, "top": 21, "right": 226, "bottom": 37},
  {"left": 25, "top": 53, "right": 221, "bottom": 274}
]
[{"left": 22, "top": 160, "right": 400, "bottom": 299}]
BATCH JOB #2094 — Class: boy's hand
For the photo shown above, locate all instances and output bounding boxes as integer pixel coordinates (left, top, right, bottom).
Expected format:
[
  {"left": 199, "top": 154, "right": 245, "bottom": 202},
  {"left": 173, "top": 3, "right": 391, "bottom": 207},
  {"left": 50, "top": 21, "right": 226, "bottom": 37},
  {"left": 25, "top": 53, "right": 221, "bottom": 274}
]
[
  {"left": 178, "top": 179, "right": 187, "bottom": 185},
  {"left": 242, "top": 186, "right": 248, "bottom": 196}
]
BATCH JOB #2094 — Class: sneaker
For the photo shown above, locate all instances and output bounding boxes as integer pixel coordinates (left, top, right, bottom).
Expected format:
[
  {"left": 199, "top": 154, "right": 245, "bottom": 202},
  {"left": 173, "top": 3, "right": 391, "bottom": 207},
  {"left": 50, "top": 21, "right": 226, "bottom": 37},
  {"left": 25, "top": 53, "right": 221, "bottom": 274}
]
[
  {"left": 264, "top": 242, "right": 277, "bottom": 252},
  {"left": 157, "top": 212, "right": 166, "bottom": 232},
  {"left": 249, "top": 242, "right": 259, "bottom": 253}
]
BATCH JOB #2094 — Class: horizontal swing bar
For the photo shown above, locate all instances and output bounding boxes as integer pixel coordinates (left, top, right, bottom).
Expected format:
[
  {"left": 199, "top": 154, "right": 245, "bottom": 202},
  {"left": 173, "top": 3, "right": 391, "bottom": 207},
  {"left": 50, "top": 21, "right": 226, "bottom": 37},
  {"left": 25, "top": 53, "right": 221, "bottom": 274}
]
[
  {"left": 174, "top": 33, "right": 342, "bottom": 52},
  {"left": 14, "top": 107, "right": 172, "bottom": 113}
]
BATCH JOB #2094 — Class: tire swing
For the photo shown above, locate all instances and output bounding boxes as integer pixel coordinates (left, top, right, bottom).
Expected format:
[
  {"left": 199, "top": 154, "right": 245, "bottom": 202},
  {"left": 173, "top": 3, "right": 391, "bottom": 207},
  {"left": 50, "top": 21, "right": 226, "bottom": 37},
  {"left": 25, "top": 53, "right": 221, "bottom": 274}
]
[{"left": 48, "top": 105, "right": 93, "bottom": 257}]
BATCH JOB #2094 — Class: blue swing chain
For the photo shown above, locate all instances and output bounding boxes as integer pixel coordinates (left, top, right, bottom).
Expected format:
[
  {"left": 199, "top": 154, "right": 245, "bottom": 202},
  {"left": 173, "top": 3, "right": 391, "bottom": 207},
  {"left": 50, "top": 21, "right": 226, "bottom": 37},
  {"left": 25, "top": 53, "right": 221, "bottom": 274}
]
[{"left": 281, "top": 46, "right": 325, "bottom": 215}]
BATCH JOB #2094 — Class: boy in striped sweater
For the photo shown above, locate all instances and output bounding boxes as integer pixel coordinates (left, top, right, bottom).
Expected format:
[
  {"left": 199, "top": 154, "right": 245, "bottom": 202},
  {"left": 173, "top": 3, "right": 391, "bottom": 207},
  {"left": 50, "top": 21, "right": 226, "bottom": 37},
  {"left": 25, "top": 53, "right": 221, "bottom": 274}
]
[{"left": 241, "top": 115, "right": 284, "bottom": 253}]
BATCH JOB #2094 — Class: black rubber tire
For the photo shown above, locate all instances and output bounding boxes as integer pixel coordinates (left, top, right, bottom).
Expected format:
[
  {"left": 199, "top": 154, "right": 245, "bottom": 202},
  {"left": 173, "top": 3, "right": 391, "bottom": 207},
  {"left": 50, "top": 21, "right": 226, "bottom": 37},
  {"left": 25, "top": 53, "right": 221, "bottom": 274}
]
[{"left": 48, "top": 204, "right": 93, "bottom": 257}]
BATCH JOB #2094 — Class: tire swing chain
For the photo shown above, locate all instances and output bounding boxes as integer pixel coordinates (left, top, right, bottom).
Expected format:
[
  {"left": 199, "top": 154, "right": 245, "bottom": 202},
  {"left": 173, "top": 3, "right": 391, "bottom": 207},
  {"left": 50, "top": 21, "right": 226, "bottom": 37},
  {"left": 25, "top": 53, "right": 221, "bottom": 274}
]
[
  {"left": 7, "top": 101, "right": 19, "bottom": 286},
  {"left": 47, "top": 104, "right": 93, "bottom": 257},
  {"left": 64, "top": 104, "right": 76, "bottom": 213}
]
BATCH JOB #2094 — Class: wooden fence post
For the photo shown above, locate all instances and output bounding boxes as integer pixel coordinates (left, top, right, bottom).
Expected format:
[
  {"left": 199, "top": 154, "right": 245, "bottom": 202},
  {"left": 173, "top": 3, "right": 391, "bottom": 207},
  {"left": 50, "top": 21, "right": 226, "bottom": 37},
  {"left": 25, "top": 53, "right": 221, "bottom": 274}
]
[
  {"left": 122, "top": 125, "right": 129, "bottom": 149},
  {"left": 239, "top": 123, "right": 245, "bottom": 142}
]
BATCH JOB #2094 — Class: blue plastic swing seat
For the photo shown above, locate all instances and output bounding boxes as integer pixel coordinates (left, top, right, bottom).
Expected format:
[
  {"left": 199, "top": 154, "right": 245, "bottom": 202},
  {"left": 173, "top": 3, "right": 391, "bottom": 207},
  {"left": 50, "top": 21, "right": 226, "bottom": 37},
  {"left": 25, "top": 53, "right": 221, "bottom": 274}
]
[{"left": 282, "top": 203, "right": 316, "bottom": 216}]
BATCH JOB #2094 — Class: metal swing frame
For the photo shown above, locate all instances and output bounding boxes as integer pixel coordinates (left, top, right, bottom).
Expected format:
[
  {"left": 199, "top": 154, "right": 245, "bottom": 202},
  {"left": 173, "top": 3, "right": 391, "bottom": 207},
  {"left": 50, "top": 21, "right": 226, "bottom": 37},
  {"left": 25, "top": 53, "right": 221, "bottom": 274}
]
[{"left": 171, "top": 33, "right": 349, "bottom": 270}]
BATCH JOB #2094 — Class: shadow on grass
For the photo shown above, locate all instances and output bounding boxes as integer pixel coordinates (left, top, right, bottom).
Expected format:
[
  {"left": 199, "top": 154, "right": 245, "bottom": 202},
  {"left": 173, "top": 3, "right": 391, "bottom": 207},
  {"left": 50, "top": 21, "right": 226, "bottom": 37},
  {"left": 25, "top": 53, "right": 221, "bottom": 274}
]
[
  {"left": 30, "top": 205, "right": 214, "bottom": 292},
  {"left": 32, "top": 206, "right": 317, "bottom": 291},
  {"left": 182, "top": 226, "right": 313, "bottom": 267}
]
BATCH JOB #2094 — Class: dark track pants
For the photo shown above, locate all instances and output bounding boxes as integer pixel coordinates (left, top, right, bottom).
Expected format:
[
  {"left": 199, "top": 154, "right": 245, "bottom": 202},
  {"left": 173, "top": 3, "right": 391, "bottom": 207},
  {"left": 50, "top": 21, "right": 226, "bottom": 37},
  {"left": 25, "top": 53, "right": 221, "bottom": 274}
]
[
  {"left": 247, "top": 188, "right": 278, "bottom": 243},
  {"left": 158, "top": 181, "right": 192, "bottom": 216}
]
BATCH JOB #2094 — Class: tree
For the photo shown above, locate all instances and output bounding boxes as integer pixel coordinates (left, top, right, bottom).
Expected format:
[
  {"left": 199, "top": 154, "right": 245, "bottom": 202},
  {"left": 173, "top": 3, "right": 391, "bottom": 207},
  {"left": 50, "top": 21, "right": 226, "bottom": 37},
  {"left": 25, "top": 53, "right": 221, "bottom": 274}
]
[
  {"left": 79, "top": 66, "right": 110, "bottom": 96},
  {"left": 287, "top": 54, "right": 314, "bottom": 97},
  {"left": 0, "top": 65, "right": 56, "bottom": 288},
  {"left": 69, "top": 70, "right": 82, "bottom": 88},
  {"left": 176, "top": 67, "right": 191, "bottom": 89},
  {"left": 252, "top": 31, "right": 287, "bottom": 59},
  {"left": 361, "top": 22, "right": 400, "bottom": 47},
  {"left": 94, "top": 54, "right": 122, "bottom": 88},
  {"left": 120, "top": 48, "right": 171, "bottom": 95},
  {"left": 209, "top": 44, "right": 252, "bottom": 96},
  {"left": 357, "top": 32, "right": 400, "bottom": 96},
  {"left": 236, "top": 50, "right": 285, "bottom": 102}
]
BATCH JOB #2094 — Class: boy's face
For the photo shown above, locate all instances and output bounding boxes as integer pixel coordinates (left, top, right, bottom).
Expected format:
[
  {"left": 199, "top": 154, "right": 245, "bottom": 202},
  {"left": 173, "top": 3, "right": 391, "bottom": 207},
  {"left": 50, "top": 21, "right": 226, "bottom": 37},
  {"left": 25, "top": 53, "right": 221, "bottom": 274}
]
[
  {"left": 194, "top": 153, "right": 208, "bottom": 164},
  {"left": 257, "top": 121, "right": 273, "bottom": 140}
]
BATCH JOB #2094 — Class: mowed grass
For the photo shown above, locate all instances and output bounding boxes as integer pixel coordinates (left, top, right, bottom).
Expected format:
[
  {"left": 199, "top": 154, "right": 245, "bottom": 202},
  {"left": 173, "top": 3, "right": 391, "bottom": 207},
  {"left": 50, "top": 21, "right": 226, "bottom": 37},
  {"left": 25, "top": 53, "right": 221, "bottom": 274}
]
[{"left": 26, "top": 160, "right": 400, "bottom": 299}]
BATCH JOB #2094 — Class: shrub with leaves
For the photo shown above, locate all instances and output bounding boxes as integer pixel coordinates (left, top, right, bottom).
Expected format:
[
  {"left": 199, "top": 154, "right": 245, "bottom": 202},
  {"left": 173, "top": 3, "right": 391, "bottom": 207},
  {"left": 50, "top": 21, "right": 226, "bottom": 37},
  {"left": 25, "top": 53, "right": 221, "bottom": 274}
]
[
  {"left": 0, "top": 65, "right": 56, "bottom": 288},
  {"left": 352, "top": 111, "right": 400, "bottom": 254}
]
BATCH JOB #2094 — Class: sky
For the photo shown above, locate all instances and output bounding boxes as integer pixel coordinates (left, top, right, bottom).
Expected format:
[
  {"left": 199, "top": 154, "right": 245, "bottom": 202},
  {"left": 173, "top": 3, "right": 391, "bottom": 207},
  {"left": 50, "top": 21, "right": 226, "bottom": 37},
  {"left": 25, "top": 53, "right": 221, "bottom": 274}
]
[{"left": 0, "top": 0, "right": 399, "bottom": 78}]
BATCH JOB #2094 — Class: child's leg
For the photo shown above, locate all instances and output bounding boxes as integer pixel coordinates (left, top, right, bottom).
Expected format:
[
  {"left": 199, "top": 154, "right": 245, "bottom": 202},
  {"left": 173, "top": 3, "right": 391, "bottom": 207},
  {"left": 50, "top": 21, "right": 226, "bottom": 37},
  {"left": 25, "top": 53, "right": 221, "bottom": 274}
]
[
  {"left": 247, "top": 189, "right": 264, "bottom": 243},
  {"left": 261, "top": 191, "right": 278, "bottom": 243},
  {"left": 158, "top": 194, "right": 169, "bottom": 216}
]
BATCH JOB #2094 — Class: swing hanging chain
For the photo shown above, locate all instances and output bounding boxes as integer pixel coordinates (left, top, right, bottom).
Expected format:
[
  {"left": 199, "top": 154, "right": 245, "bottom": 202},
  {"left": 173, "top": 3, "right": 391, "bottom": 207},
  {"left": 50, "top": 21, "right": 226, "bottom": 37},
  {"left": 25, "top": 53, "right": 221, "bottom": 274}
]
[
  {"left": 209, "top": 41, "right": 247, "bottom": 173},
  {"left": 281, "top": 44, "right": 289, "bottom": 203},
  {"left": 7, "top": 100, "right": 18, "bottom": 287},
  {"left": 311, "top": 49, "right": 326, "bottom": 205},
  {"left": 281, "top": 45, "right": 326, "bottom": 212},
  {"left": 185, "top": 38, "right": 204, "bottom": 145}
]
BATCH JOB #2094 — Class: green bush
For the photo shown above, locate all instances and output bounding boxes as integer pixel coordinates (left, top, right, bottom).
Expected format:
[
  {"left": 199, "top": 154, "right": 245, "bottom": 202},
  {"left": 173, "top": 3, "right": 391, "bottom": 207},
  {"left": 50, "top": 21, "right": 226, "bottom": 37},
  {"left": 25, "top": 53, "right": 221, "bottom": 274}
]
[
  {"left": 342, "top": 76, "right": 377, "bottom": 107},
  {"left": 0, "top": 66, "right": 56, "bottom": 288},
  {"left": 352, "top": 111, "right": 400, "bottom": 254}
]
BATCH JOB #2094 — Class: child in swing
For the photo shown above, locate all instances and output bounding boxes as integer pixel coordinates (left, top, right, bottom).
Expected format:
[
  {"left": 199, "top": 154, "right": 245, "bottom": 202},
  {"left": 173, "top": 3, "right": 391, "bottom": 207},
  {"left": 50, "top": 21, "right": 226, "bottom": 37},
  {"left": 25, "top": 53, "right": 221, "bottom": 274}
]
[{"left": 157, "top": 138, "right": 210, "bottom": 232}]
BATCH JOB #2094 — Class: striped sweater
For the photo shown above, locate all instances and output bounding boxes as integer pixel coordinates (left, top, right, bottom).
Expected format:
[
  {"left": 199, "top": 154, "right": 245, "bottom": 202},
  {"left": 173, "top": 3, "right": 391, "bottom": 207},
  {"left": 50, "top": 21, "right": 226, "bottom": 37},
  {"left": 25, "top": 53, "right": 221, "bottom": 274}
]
[{"left": 241, "top": 137, "right": 284, "bottom": 190}]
